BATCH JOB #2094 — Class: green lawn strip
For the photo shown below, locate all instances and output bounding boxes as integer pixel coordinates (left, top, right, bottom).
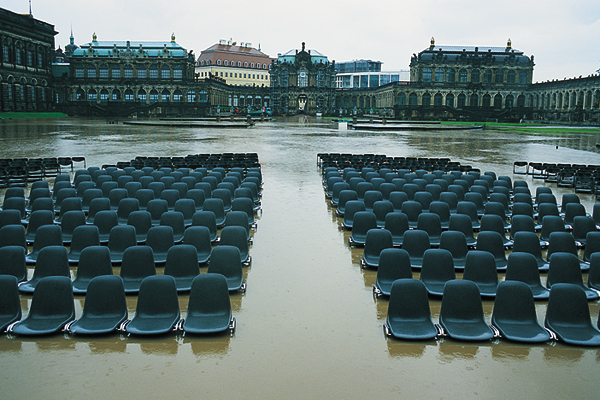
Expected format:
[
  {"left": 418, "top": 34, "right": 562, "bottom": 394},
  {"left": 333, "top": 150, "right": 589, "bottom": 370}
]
[{"left": 0, "top": 112, "right": 69, "bottom": 119}]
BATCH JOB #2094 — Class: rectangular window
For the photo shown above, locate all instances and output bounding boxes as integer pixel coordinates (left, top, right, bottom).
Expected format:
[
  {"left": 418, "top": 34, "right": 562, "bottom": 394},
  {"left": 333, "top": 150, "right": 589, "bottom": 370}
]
[
  {"left": 234, "top": 73, "right": 237, "bottom": 78},
  {"left": 112, "top": 93, "right": 119, "bottom": 101},
  {"left": 124, "top": 69, "right": 133, "bottom": 78},
  {"left": 149, "top": 69, "right": 158, "bottom": 79},
  {"left": 88, "top": 92, "right": 97, "bottom": 100},
  {"left": 137, "top": 69, "right": 146, "bottom": 78},
  {"left": 369, "top": 75, "right": 379, "bottom": 87},
  {"left": 37, "top": 53, "right": 43, "bottom": 68},
  {"left": 15, "top": 49, "right": 21, "bottom": 65},
  {"left": 125, "top": 93, "right": 134, "bottom": 101},
  {"left": 100, "top": 68, "right": 109, "bottom": 78},
  {"left": 27, "top": 51, "right": 33, "bottom": 66},
  {"left": 150, "top": 93, "right": 158, "bottom": 102},
  {"left": 7, "top": 85, "right": 13, "bottom": 100},
  {"left": 162, "top": 93, "right": 170, "bottom": 102},
  {"left": 138, "top": 93, "right": 146, "bottom": 102},
  {"left": 173, "top": 93, "right": 182, "bottom": 102},
  {"left": 225, "top": 72, "right": 228, "bottom": 77},
  {"left": 101, "top": 92, "right": 109, "bottom": 101},
  {"left": 2, "top": 45, "right": 9, "bottom": 62},
  {"left": 75, "top": 68, "right": 84, "bottom": 78},
  {"left": 353, "top": 76, "right": 359, "bottom": 88},
  {"left": 187, "top": 94, "right": 194, "bottom": 102},
  {"left": 112, "top": 68, "right": 121, "bottom": 78},
  {"left": 87, "top": 69, "right": 96, "bottom": 78},
  {"left": 173, "top": 69, "right": 182, "bottom": 79},
  {"left": 20, "top": 86, "right": 25, "bottom": 101},
  {"left": 161, "top": 69, "right": 170, "bottom": 79}
]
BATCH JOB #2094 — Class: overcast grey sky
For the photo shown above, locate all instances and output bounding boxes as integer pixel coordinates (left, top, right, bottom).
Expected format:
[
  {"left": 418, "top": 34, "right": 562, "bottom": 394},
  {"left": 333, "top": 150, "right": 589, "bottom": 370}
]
[{"left": 5, "top": 0, "right": 599, "bottom": 82}]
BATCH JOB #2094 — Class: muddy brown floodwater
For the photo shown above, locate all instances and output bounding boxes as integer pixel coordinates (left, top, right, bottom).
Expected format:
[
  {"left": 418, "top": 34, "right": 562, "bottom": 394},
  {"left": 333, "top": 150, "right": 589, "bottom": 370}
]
[{"left": 1, "top": 117, "right": 599, "bottom": 399}]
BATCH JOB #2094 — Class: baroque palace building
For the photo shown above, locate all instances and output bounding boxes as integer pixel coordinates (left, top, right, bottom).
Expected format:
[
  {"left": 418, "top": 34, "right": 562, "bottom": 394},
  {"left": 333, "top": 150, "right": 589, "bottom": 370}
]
[
  {"left": 269, "top": 43, "right": 337, "bottom": 115},
  {"left": 0, "top": 7, "right": 56, "bottom": 112}
]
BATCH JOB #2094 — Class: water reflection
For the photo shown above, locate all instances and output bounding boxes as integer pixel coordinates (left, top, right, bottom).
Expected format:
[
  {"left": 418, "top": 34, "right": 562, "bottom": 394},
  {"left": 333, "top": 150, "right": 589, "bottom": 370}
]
[
  {"left": 386, "top": 338, "right": 435, "bottom": 358},
  {"left": 490, "top": 342, "right": 532, "bottom": 360},
  {"left": 85, "top": 337, "right": 128, "bottom": 354},
  {"left": 184, "top": 334, "right": 231, "bottom": 357},
  {"left": 543, "top": 343, "right": 585, "bottom": 363},
  {"left": 127, "top": 336, "right": 180, "bottom": 356},
  {"left": 438, "top": 339, "right": 482, "bottom": 361}
]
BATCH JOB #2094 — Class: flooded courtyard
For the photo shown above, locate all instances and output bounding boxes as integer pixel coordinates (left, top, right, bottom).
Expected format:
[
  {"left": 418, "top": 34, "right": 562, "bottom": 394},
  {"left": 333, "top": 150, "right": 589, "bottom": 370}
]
[{"left": 1, "top": 117, "right": 599, "bottom": 399}]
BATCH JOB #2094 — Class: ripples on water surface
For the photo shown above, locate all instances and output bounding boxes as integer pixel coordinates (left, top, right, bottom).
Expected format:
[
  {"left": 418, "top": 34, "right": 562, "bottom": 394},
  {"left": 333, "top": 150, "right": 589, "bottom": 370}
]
[{"left": 1, "top": 117, "right": 599, "bottom": 399}]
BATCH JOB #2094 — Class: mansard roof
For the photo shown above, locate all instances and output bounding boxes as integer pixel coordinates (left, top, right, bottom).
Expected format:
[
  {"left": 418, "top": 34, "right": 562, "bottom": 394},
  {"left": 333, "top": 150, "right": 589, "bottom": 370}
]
[
  {"left": 277, "top": 44, "right": 329, "bottom": 64},
  {"left": 72, "top": 35, "right": 189, "bottom": 58}
]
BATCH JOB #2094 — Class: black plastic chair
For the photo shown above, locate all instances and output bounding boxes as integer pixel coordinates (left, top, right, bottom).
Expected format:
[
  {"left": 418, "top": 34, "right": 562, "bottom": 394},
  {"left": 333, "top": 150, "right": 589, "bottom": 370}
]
[
  {"left": 160, "top": 211, "right": 185, "bottom": 243},
  {"left": 349, "top": 211, "right": 377, "bottom": 246},
  {"left": 145, "top": 225, "right": 174, "bottom": 264},
  {"left": 439, "top": 280, "right": 494, "bottom": 341},
  {"left": 389, "top": 191, "right": 408, "bottom": 212},
  {"left": 438, "top": 230, "right": 468, "bottom": 270},
  {"left": 207, "top": 245, "right": 246, "bottom": 292},
  {"left": 510, "top": 231, "right": 545, "bottom": 271},
  {"left": 564, "top": 203, "right": 586, "bottom": 230},
  {"left": 401, "top": 200, "right": 422, "bottom": 229},
  {"left": 547, "top": 252, "right": 598, "bottom": 300},
  {"left": 86, "top": 197, "right": 111, "bottom": 224},
  {"left": 119, "top": 246, "right": 157, "bottom": 294},
  {"left": 164, "top": 244, "right": 201, "bottom": 292},
  {"left": 335, "top": 190, "right": 358, "bottom": 216},
  {"left": 539, "top": 215, "right": 566, "bottom": 247},
  {"left": 160, "top": 188, "right": 181, "bottom": 211},
  {"left": 584, "top": 232, "right": 600, "bottom": 264},
  {"left": 116, "top": 198, "right": 140, "bottom": 224},
  {"left": 0, "top": 245, "right": 27, "bottom": 282},
  {"left": 480, "top": 214, "right": 512, "bottom": 248},
  {"left": 544, "top": 283, "right": 600, "bottom": 346},
  {"left": 0, "top": 275, "right": 21, "bottom": 332},
  {"left": 68, "top": 275, "right": 127, "bottom": 335},
  {"left": 572, "top": 216, "right": 597, "bottom": 248},
  {"left": 475, "top": 231, "right": 508, "bottom": 271},
  {"left": 146, "top": 198, "right": 169, "bottom": 226},
  {"left": 463, "top": 250, "right": 498, "bottom": 298},
  {"left": 107, "top": 225, "right": 137, "bottom": 264},
  {"left": 202, "top": 198, "right": 226, "bottom": 227},
  {"left": 373, "top": 248, "right": 412, "bottom": 296},
  {"left": 25, "top": 224, "right": 63, "bottom": 264},
  {"left": 509, "top": 215, "right": 536, "bottom": 241},
  {"left": 125, "top": 275, "right": 180, "bottom": 336},
  {"left": 92, "top": 210, "right": 118, "bottom": 244},
  {"left": 219, "top": 225, "right": 251, "bottom": 264},
  {"left": 224, "top": 211, "right": 252, "bottom": 242},
  {"left": 491, "top": 281, "right": 550, "bottom": 343},
  {"left": 342, "top": 200, "right": 366, "bottom": 230},
  {"left": 182, "top": 274, "right": 235, "bottom": 335},
  {"left": 588, "top": 253, "right": 600, "bottom": 291},
  {"left": 19, "top": 245, "right": 70, "bottom": 294},
  {"left": 191, "top": 211, "right": 218, "bottom": 243},
  {"left": 373, "top": 201, "right": 394, "bottom": 228},
  {"left": 0, "top": 209, "right": 23, "bottom": 230},
  {"left": 10, "top": 275, "right": 74, "bottom": 337},
  {"left": 402, "top": 229, "right": 430, "bottom": 269},
  {"left": 416, "top": 213, "right": 442, "bottom": 247},
  {"left": 24, "top": 209, "right": 55, "bottom": 244},
  {"left": 127, "top": 210, "right": 152, "bottom": 243},
  {"left": 419, "top": 248, "right": 455, "bottom": 296},
  {"left": 384, "top": 212, "right": 409, "bottom": 247},
  {"left": 174, "top": 198, "right": 197, "bottom": 227},
  {"left": 456, "top": 201, "right": 480, "bottom": 231},
  {"left": 361, "top": 228, "right": 393, "bottom": 268},
  {"left": 545, "top": 231, "right": 588, "bottom": 271},
  {"left": 505, "top": 252, "right": 550, "bottom": 300},
  {"left": 72, "top": 245, "right": 113, "bottom": 294},
  {"left": 67, "top": 225, "right": 100, "bottom": 263},
  {"left": 384, "top": 279, "right": 438, "bottom": 341},
  {"left": 59, "top": 210, "right": 86, "bottom": 244}
]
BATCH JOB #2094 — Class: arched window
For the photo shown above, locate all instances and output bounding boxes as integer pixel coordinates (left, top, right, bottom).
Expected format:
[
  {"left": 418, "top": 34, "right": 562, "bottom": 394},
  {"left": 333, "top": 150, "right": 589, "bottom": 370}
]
[
  {"left": 507, "top": 70, "right": 516, "bottom": 84},
  {"left": 495, "top": 70, "right": 504, "bottom": 84},
  {"left": 148, "top": 64, "right": 158, "bottom": 79},
  {"left": 397, "top": 93, "right": 406, "bottom": 106},
  {"left": 124, "top": 64, "right": 133, "bottom": 78},
  {"left": 112, "top": 89, "right": 121, "bottom": 101},
  {"left": 187, "top": 90, "right": 195, "bottom": 102},
  {"left": 251, "top": 62, "right": 255, "bottom": 68},
  {"left": 238, "top": 61, "right": 242, "bottom": 67},
  {"left": 409, "top": 92, "right": 417, "bottom": 106},
  {"left": 422, "top": 68, "right": 432, "bottom": 82},
  {"left": 138, "top": 89, "right": 147, "bottom": 103},
  {"left": 263, "top": 63, "right": 266, "bottom": 69},
  {"left": 244, "top": 62, "right": 248, "bottom": 67},
  {"left": 161, "top": 66, "right": 170, "bottom": 79},
  {"left": 99, "top": 64, "right": 109, "bottom": 78},
  {"left": 173, "top": 89, "right": 182, "bottom": 102},
  {"left": 446, "top": 69, "right": 455, "bottom": 83},
  {"left": 483, "top": 70, "right": 492, "bottom": 83},
  {"left": 519, "top": 71, "right": 527, "bottom": 85},
  {"left": 494, "top": 94, "right": 503, "bottom": 108},
  {"left": 76, "top": 88, "right": 85, "bottom": 101},
  {"left": 517, "top": 95, "right": 525, "bottom": 108},
  {"left": 224, "top": 60, "right": 228, "bottom": 66},
  {"left": 434, "top": 93, "right": 443, "bottom": 106},
  {"left": 100, "top": 89, "right": 109, "bottom": 102},
  {"left": 125, "top": 89, "right": 134, "bottom": 102},
  {"left": 422, "top": 92, "right": 431, "bottom": 106},
  {"left": 435, "top": 69, "right": 444, "bottom": 82},
  {"left": 445, "top": 93, "right": 454, "bottom": 107},
  {"left": 161, "top": 89, "right": 170, "bottom": 102},
  {"left": 482, "top": 94, "right": 491, "bottom": 108},
  {"left": 149, "top": 89, "right": 159, "bottom": 103},
  {"left": 457, "top": 93, "right": 466, "bottom": 108},
  {"left": 173, "top": 65, "right": 182, "bottom": 79},
  {"left": 459, "top": 70, "right": 467, "bottom": 83},
  {"left": 471, "top": 69, "right": 480, "bottom": 84},
  {"left": 506, "top": 94, "right": 514, "bottom": 108},
  {"left": 216, "top": 59, "right": 221, "bottom": 65},
  {"left": 470, "top": 94, "right": 478, "bottom": 107},
  {"left": 298, "top": 69, "right": 308, "bottom": 87},
  {"left": 88, "top": 89, "right": 97, "bottom": 101}
]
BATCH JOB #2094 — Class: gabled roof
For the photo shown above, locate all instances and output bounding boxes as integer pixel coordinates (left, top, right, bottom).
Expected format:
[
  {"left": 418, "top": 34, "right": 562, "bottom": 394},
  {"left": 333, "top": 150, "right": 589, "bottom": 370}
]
[
  {"left": 200, "top": 43, "right": 271, "bottom": 58},
  {"left": 277, "top": 48, "right": 329, "bottom": 64}
]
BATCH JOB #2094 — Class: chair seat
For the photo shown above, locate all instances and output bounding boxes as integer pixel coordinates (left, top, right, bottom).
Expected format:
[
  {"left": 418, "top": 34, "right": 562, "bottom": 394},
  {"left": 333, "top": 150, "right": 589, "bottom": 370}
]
[
  {"left": 69, "top": 314, "right": 126, "bottom": 335},
  {"left": 440, "top": 319, "right": 495, "bottom": 341},
  {"left": 493, "top": 320, "right": 551, "bottom": 343},
  {"left": 126, "top": 315, "right": 180, "bottom": 335}
]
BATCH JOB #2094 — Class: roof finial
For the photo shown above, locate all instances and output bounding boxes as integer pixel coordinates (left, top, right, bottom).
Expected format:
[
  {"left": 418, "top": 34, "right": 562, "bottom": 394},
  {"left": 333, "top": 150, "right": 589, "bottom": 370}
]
[
  {"left": 171, "top": 33, "right": 176, "bottom": 43},
  {"left": 430, "top": 36, "right": 435, "bottom": 48},
  {"left": 92, "top": 32, "right": 97, "bottom": 42},
  {"left": 29, "top": 0, "right": 33, "bottom": 17},
  {"left": 506, "top": 38, "right": 512, "bottom": 50},
  {"left": 302, "top": 42, "right": 305, "bottom": 52}
]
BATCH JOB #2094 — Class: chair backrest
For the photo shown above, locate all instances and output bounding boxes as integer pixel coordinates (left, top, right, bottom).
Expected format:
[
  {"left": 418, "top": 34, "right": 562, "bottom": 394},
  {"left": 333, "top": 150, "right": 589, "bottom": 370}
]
[
  {"left": 547, "top": 231, "right": 578, "bottom": 258},
  {"left": 420, "top": 249, "right": 455, "bottom": 286},
  {"left": 184, "top": 273, "right": 232, "bottom": 331},
  {"left": 191, "top": 211, "right": 218, "bottom": 241},
  {"left": 77, "top": 275, "right": 127, "bottom": 322},
  {"left": 540, "top": 215, "right": 566, "bottom": 241},
  {"left": 440, "top": 280, "right": 488, "bottom": 329},
  {"left": 133, "top": 275, "right": 179, "bottom": 321},
  {"left": 547, "top": 252, "right": 592, "bottom": 296},
  {"left": 0, "top": 275, "right": 21, "bottom": 330},
  {"left": 376, "top": 248, "right": 412, "bottom": 293},
  {"left": 31, "top": 245, "right": 70, "bottom": 280},
  {"left": 30, "top": 224, "right": 63, "bottom": 254},
  {"left": 182, "top": 225, "right": 212, "bottom": 263},
  {"left": 505, "top": 252, "right": 547, "bottom": 289},
  {"left": 475, "top": 231, "right": 507, "bottom": 268},
  {"left": 572, "top": 216, "right": 597, "bottom": 242},
  {"left": 164, "top": 244, "right": 201, "bottom": 280},
  {"left": 0, "top": 246, "right": 27, "bottom": 281},
  {"left": 463, "top": 250, "right": 498, "bottom": 292},
  {"left": 120, "top": 246, "right": 157, "bottom": 280},
  {"left": 20, "top": 276, "right": 74, "bottom": 324},
  {"left": 73, "top": 246, "right": 113, "bottom": 293},
  {"left": 207, "top": 245, "right": 243, "bottom": 291},
  {"left": 402, "top": 229, "right": 431, "bottom": 260},
  {"left": 219, "top": 225, "right": 250, "bottom": 263}
]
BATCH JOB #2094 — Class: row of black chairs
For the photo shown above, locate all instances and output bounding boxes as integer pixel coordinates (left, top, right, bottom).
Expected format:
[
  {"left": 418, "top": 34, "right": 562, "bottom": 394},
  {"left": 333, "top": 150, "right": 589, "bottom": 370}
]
[
  {"left": 515, "top": 161, "right": 600, "bottom": 196},
  {"left": 114, "top": 153, "right": 260, "bottom": 171},
  {"left": 384, "top": 279, "right": 600, "bottom": 346},
  {"left": 1, "top": 274, "right": 235, "bottom": 337},
  {"left": 318, "top": 153, "right": 470, "bottom": 173}
]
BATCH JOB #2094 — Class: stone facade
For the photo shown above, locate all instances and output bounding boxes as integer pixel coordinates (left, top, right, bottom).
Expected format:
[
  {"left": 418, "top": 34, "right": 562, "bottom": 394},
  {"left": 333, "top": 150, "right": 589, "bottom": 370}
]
[
  {"left": 0, "top": 8, "right": 56, "bottom": 112},
  {"left": 269, "top": 43, "right": 336, "bottom": 115}
]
